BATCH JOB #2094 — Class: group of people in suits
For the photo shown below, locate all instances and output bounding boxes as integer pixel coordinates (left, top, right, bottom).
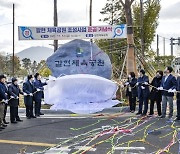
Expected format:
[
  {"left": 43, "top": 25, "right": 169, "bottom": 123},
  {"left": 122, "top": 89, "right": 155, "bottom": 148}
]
[
  {"left": 125, "top": 66, "right": 180, "bottom": 121},
  {"left": 0, "top": 73, "right": 46, "bottom": 131}
]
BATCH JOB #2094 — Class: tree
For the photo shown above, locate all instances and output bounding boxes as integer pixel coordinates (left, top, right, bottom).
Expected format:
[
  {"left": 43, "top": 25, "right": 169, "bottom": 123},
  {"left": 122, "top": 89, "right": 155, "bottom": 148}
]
[
  {"left": 22, "top": 58, "right": 31, "bottom": 73},
  {"left": 4, "top": 56, "right": 21, "bottom": 76},
  {"left": 39, "top": 67, "right": 51, "bottom": 77},
  {"left": 31, "top": 60, "right": 38, "bottom": 75},
  {"left": 97, "top": 0, "right": 161, "bottom": 77}
]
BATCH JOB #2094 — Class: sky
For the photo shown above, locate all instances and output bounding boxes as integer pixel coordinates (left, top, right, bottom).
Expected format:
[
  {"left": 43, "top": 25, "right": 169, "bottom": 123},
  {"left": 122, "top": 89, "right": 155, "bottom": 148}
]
[{"left": 0, "top": 0, "right": 180, "bottom": 56}]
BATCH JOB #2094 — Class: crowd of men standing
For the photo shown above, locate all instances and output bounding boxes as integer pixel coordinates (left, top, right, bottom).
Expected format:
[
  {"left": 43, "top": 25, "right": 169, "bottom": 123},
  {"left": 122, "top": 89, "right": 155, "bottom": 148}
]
[
  {"left": 125, "top": 66, "right": 180, "bottom": 121},
  {"left": 0, "top": 73, "right": 46, "bottom": 131}
]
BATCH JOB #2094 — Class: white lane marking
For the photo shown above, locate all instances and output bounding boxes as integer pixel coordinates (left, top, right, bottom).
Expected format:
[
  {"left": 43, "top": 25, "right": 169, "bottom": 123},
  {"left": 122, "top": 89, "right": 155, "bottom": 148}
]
[
  {"left": 114, "top": 147, "right": 145, "bottom": 150},
  {"left": 74, "top": 146, "right": 96, "bottom": 151},
  {"left": 18, "top": 115, "right": 87, "bottom": 119}
]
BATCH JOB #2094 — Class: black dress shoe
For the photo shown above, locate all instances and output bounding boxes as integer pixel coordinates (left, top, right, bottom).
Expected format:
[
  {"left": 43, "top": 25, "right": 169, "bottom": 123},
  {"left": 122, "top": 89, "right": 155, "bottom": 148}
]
[
  {"left": 27, "top": 116, "right": 31, "bottom": 119},
  {"left": 35, "top": 114, "right": 40, "bottom": 117},
  {"left": 160, "top": 115, "right": 165, "bottom": 118},
  {"left": 40, "top": 113, "right": 44, "bottom": 115},
  {"left": 3, "top": 121, "right": 9, "bottom": 124},
  {"left": 2, "top": 124, "right": 7, "bottom": 127},
  {"left": 16, "top": 119, "right": 23, "bottom": 122},
  {"left": 136, "top": 112, "right": 142, "bottom": 115},
  {"left": 11, "top": 121, "right": 17, "bottom": 124},
  {"left": 31, "top": 116, "right": 36, "bottom": 118},
  {"left": 0, "top": 126, "right": 5, "bottom": 129}
]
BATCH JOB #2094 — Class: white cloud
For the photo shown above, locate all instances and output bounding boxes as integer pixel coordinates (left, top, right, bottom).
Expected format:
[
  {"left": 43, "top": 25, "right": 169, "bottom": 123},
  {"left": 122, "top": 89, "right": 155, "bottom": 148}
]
[
  {"left": 0, "top": 0, "right": 179, "bottom": 57},
  {"left": 160, "top": 1, "right": 180, "bottom": 20}
]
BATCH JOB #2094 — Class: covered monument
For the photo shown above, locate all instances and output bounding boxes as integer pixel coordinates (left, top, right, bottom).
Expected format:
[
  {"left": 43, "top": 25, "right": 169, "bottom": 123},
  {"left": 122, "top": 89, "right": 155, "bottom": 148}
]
[{"left": 45, "top": 39, "right": 120, "bottom": 114}]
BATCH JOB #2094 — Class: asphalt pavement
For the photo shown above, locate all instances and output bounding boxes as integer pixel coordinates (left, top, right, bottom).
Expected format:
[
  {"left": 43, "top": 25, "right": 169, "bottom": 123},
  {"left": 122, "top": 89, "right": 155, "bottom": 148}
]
[{"left": 0, "top": 107, "right": 179, "bottom": 154}]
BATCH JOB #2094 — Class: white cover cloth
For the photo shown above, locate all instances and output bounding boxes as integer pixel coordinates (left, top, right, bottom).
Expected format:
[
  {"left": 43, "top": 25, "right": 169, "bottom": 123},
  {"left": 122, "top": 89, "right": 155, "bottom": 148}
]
[{"left": 44, "top": 74, "right": 120, "bottom": 114}]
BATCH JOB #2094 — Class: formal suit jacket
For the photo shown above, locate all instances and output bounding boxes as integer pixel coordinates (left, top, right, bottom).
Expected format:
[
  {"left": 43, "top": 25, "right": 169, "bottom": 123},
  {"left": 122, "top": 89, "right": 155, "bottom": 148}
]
[
  {"left": 160, "top": 74, "right": 177, "bottom": 97},
  {"left": 23, "top": 80, "right": 35, "bottom": 106},
  {"left": 177, "top": 76, "right": 180, "bottom": 99},
  {"left": 149, "top": 77, "right": 162, "bottom": 102},
  {"left": 126, "top": 77, "right": 138, "bottom": 98},
  {"left": 8, "top": 83, "right": 23, "bottom": 107},
  {"left": 0, "top": 82, "right": 7, "bottom": 101},
  {"left": 33, "top": 79, "right": 46, "bottom": 101},
  {"left": 137, "top": 75, "right": 150, "bottom": 98}
]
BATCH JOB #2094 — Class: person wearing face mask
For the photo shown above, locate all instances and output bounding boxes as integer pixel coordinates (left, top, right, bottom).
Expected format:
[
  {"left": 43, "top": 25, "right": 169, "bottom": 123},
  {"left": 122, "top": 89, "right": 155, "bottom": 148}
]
[
  {"left": 148, "top": 71, "right": 163, "bottom": 117},
  {"left": 125, "top": 72, "right": 138, "bottom": 113},
  {"left": 33, "top": 73, "right": 47, "bottom": 117},
  {"left": 23, "top": 75, "right": 36, "bottom": 119},
  {"left": 158, "top": 66, "right": 177, "bottom": 119},
  {"left": 136, "top": 69, "right": 150, "bottom": 116},
  {"left": 8, "top": 77, "right": 24, "bottom": 123}
]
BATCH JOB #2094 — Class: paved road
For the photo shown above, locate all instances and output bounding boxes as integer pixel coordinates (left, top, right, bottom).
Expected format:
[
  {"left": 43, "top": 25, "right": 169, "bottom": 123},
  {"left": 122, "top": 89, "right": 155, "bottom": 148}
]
[{"left": 0, "top": 107, "right": 179, "bottom": 154}]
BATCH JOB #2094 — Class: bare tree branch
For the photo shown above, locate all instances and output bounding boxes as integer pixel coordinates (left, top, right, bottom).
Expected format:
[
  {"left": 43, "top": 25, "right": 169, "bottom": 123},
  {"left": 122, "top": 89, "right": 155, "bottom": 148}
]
[
  {"left": 130, "top": 0, "right": 135, "bottom": 5},
  {"left": 119, "top": 0, "right": 125, "bottom": 7}
]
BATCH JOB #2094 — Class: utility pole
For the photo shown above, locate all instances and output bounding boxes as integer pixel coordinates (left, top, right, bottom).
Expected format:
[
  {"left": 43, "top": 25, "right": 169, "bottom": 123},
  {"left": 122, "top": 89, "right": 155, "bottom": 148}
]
[
  {"left": 140, "top": 0, "right": 145, "bottom": 56},
  {"left": 110, "top": 0, "right": 114, "bottom": 62},
  {"left": 12, "top": 3, "right": 15, "bottom": 77},
  {"left": 156, "top": 34, "right": 159, "bottom": 67},
  {"left": 89, "top": 0, "right": 92, "bottom": 42},
  {"left": 170, "top": 37, "right": 174, "bottom": 56},
  {"left": 163, "top": 37, "right": 165, "bottom": 56},
  {"left": 54, "top": 0, "right": 58, "bottom": 52}
]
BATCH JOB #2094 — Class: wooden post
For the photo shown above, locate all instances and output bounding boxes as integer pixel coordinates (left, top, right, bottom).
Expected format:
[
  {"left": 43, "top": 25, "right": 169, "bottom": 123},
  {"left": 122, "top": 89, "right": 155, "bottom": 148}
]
[
  {"left": 13, "top": 3, "right": 15, "bottom": 77},
  {"left": 54, "top": 0, "right": 58, "bottom": 52}
]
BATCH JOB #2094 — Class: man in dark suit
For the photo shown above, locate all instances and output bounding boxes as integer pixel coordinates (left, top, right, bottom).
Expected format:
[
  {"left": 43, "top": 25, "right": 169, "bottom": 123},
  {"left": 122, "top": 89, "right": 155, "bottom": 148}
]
[
  {"left": 136, "top": 69, "right": 150, "bottom": 116},
  {"left": 0, "top": 74, "right": 8, "bottom": 129},
  {"left": 0, "top": 75, "right": 9, "bottom": 124},
  {"left": 33, "top": 73, "right": 47, "bottom": 117},
  {"left": 23, "top": 75, "right": 36, "bottom": 119},
  {"left": 8, "top": 77, "right": 24, "bottom": 123},
  {"left": 159, "top": 66, "right": 177, "bottom": 119},
  {"left": 175, "top": 75, "right": 180, "bottom": 121}
]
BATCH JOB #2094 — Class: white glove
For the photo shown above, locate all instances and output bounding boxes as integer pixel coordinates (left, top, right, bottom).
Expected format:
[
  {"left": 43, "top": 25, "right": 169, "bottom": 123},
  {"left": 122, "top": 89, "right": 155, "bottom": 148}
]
[
  {"left": 5, "top": 100, "right": 8, "bottom": 104},
  {"left": 136, "top": 82, "right": 139, "bottom": 86},
  {"left": 125, "top": 82, "right": 129, "bottom": 86},
  {"left": 23, "top": 93, "right": 27, "bottom": 96},
  {"left": 29, "top": 93, "right": 33, "bottom": 96},
  {"left": 10, "top": 96, "right": 15, "bottom": 98},
  {"left": 16, "top": 96, "right": 19, "bottom": 99},
  {"left": 168, "top": 89, "right": 173, "bottom": 93},
  {"left": 157, "top": 87, "right": 163, "bottom": 90},
  {"left": 37, "top": 88, "right": 41, "bottom": 92},
  {"left": 171, "top": 89, "right": 176, "bottom": 93},
  {"left": 144, "top": 82, "right": 148, "bottom": 85},
  {"left": 141, "top": 86, "right": 145, "bottom": 89}
]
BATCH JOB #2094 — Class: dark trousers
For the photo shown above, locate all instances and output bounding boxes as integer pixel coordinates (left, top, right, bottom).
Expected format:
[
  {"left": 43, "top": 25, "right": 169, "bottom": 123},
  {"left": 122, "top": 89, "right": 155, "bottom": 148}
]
[
  {"left": 177, "top": 99, "right": 180, "bottom": 119},
  {"left": 138, "top": 95, "right": 148, "bottom": 114},
  {"left": 3, "top": 104, "right": 7, "bottom": 121},
  {"left": 34, "top": 99, "right": 41, "bottom": 115},
  {"left": 10, "top": 106, "right": 20, "bottom": 122},
  {"left": 150, "top": 100, "right": 161, "bottom": 116},
  {"left": 128, "top": 93, "right": 136, "bottom": 111},
  {"left": 25, "top": 105, "right": 33, "bottom": 117}
]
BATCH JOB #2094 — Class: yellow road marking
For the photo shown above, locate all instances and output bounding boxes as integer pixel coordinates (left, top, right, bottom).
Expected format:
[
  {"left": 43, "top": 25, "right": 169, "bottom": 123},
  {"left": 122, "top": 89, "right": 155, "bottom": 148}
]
[{"left": 0, "top": 139, "right": 56, "bottom": 147}]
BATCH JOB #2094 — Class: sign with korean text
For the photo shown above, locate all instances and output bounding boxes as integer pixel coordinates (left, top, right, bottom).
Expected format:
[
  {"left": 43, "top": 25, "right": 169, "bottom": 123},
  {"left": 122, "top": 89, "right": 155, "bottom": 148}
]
[
  {"left": 47, "top": 39, "right": 112, "bottom": 79},
  {"left": 18, "top": 24, "right": 127, "bottom": 40}
]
